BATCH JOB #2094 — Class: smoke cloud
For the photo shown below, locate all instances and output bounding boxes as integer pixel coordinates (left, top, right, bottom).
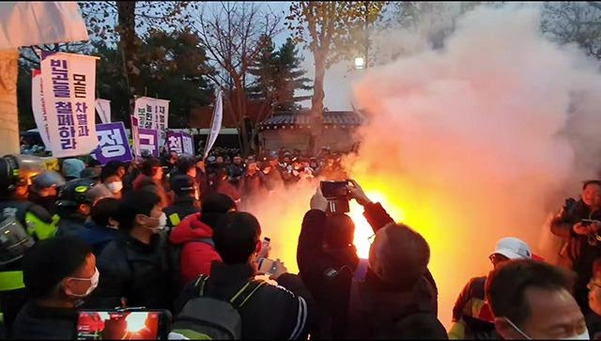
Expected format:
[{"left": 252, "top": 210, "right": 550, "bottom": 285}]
[{"left": 350, "top": 3, "right": 601, "bottom": 328}]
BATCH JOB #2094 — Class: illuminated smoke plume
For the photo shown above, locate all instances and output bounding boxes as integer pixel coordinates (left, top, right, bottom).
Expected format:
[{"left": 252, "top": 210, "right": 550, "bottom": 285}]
[{"left": 350, "top": 3, "right": 601, "bottom": 328}]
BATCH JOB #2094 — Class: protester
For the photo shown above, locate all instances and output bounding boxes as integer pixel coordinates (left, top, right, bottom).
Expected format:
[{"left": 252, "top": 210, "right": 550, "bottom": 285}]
[
  {"left": 87, "top": 190, "right": 174, "bottom": 311},
  {"left": 486, "top": 259, "right": 587, "bottom": 339},
  {"left": 297, "top": 180, "right": 443, "bottom": 339},
  {"left": 61, "top": 158, "right": 86, "bottom": 181},
  {"left": 551, "top": 179, "right": 601, "bottom": 314},
  {"left": 449, "top": 237, "right": 533, "bottom": 339},
  {"left": 102, "top": 174, "right": 123, "bottom": 199},
  {"left": 174, "top": 211, "right": 315, "bottom": 339},
  {"left": 12, "top": 237, "right": 98, "bottom": 339},
  {"left": 132, "top": 157, "right": 170, "bottom": 207},
  {"left": 77, "top": 197, "right": 120, "bottom": 255},
  {"left": 169, "top": 193, "right": 237, "bottom": 285}
]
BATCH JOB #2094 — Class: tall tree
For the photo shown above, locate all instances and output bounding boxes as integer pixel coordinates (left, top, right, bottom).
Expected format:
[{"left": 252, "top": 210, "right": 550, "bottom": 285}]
[
  {"left": 94, "top": 29, "right": 214, "bottom": 127},
  {"left": 542, "top": 2, "right": 601, "bottom": 60},
  {"left": 249, "top": 37, "right": 313, "bottom": 115},
  {"left": 78, "top": 1, "right": 192, "bottom": 114},
  {"left": 192, "top": 1, "right": 282, "bottom": 155},
  {"left": 286, "top": 1, "right": 386, "bottom": 153}
]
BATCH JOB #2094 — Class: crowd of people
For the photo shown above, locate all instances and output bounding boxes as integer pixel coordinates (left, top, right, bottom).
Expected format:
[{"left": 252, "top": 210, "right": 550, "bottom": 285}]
[{"left": 0, "top": 147, "right": 600, "bottom": 339}]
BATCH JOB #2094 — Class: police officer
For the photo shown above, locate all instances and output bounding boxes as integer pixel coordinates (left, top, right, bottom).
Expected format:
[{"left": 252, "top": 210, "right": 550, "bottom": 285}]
[
  {"left": 28, "top": 170, "right": 66, "bottom": 215},
  {"left": 164, "top": 175, "right": 200, "bottom": 235},
  {"left": 55, "top": 178, "right": 98, "bottom": 237},
  {"left": 0, "top": 156, "right": 55, "bottom": 336}
]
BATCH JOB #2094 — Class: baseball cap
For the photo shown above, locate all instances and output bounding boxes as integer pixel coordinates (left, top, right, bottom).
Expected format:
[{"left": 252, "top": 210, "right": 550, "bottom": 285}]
[
  {"left": 170, "top": 175, "right": 196, "bottom": 197},
  {"left": 491, "top": 237, "right": 532, "bottom": 260}
]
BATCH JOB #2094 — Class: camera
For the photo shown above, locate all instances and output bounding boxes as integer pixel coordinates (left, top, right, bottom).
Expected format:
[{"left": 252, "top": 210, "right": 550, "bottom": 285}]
[{"left": 320, "top": 180, "right": 350, "bottom": 214}]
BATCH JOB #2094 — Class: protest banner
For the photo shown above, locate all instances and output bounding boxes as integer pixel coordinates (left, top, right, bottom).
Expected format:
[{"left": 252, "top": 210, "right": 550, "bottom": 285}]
[{"left": 92, "top": 122, "right": 133, "bottom": 165}]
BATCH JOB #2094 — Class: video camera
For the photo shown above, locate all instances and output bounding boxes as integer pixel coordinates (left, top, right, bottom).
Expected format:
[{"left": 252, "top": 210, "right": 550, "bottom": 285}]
[{"left": 320, "top": 180, "right": 350, "bottom": 215}]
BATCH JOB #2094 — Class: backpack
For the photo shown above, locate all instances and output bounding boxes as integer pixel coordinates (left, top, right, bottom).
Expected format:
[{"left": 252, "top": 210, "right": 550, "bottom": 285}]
[
  {"left": 170, "top": 238, "right": 215, "bottom": 288},
  {"left": 169, "top": 275, "right": 265, "bottom": 340}
]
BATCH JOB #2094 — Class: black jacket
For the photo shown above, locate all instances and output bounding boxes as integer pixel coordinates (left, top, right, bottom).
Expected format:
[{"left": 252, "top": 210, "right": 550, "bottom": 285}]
[
  {"left": 11, "top": 301, "right": 77, "bottom": 339},
  {"left": 164, "top": 197, "right": 200, "bottom": 232},
  {"left": 175, "top": 261, "right": 315, "bottom": 339},
  {"left": 56, "top": 213, "right": 88, "bottom": 238},
  {"left": 85, "top": 231, "right": 175, "bottom": 311},
  {"left": 297, "top": 203, "right": 440, "bottom": 339},
  {"left": 551, "top": 198, "right": 601, "bottom": 313}
]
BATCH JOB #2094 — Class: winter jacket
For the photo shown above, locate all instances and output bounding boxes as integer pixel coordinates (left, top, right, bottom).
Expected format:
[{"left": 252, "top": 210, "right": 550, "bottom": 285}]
[
  {"left": 175, "top": 261, "right": 315, "bottom": 339},
  {"left": 297, "top": 202, "right": 440, "bottom": 339},
  {"left": 76, "top": 221, "right": 118, "bottom": 256},
  {"left": 85, "top": 231, "right": 175, "bottom": 311},
  {"left": 551, "top": 198, "right": 601, "bottom": 314},
  {"left": 11, "top": 301, "right": 77, "bottom": 339},
  {"left": 448, "top": 276, "right": 497, "bottom": 339},
  {"left": 163, "top": 197, "right": 200, "bottom": 233},
  {"left": 55, "top": 213, "right": 87, "bottom": 238},
  {"left": 169, "top": 213, "right": 221, "bottom": 284}
]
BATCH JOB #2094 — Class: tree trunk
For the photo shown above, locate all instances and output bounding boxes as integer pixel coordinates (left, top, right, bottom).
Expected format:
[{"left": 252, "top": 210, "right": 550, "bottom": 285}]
[
  {"left": 117, "top": 1, "right": 140, "bottom": 115},
  {"left": 0, "top": 50, "right": 21, "bottom": 155},
  {"left": 308, "top": 52, "right": 326, "bottom": 155}
]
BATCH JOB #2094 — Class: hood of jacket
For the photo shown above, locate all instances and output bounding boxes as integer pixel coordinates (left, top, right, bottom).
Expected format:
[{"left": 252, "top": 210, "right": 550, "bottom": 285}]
[{"left": 169, "top": 212, "right": 213, "bottom": 245}]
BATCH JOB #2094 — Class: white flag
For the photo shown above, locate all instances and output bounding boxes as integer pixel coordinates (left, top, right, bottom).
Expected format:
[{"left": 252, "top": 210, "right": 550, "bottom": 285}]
[
  {"left": 31, "top": 69, "right": 52, "bottom": 148},
  {"left": 41, "top": 52, "right": 98, "bottom": 158},
  {"left": 0, "top": 2, "right": 88, "bottom": 50},
  {"left": 95, "top": 98, "right": 111, "bottom": 124},
  {"left": 203, "top": 90, "right": 223, "bottom": 159}
]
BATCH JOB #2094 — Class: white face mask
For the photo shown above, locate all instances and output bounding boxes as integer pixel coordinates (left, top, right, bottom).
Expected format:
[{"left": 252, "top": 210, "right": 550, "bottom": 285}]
[
  {"left": 145, "top": 213, "right": 166, "bottom": 233},
  {"left": 505, "top": 317, "right": 590, "bottom": 340},
  {"left": 106, "top": 181, "right": 123, "bottom": 194},
  {"left": 65, "top": 267, "right": 100, "bottom": 298}
]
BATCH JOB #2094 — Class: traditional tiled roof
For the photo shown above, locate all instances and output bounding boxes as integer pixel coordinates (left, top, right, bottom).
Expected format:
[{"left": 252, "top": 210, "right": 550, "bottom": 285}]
[{"left": 259, "top": 111, "right": 365, "bottom": 130}]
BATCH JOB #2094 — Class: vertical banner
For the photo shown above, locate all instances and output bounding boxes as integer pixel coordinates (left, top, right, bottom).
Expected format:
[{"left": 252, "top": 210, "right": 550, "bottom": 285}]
[
  {"left": 40, "top": 52, "right": 97, "bottom": 158},
  {"left": 166, "top": 131, "right": 183, "bottom": 155},
  {"left": 31, "top": 69, "right": 51, "bottom": 148},
  {"left": 133, "top": 97, "right": 170, "bottom": 130},
  {"left": 203, "top": 90, "right": 223, "bottom": 159},
  {"left": 92, "top": 122, "right": 133, "bottom": 165},
  {"left": 94, "top": 98, "right": 111, "bottom": 124},
  {"left": 131, "top": 115, "right": 140, "bottom": 159},
  {"left": 181, "top": 132, "right": 195, "bottom": 155},
  {"left": 138, "top": 128, "right": 160, "bottom": 157}
]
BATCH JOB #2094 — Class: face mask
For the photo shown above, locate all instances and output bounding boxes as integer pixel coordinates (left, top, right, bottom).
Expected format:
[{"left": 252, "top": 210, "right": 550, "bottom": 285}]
[
  {"left": 505, "top": 317, "right": 590, "bottom": 340},
  {"left": 106, "top": 181, "right": 123, "bottom": 194},
  {"left": 65, "top": 267, "right": 100, "bottom": 298},
  {"left": 144, "top": 213, "right": 166, "bottom": 233}
]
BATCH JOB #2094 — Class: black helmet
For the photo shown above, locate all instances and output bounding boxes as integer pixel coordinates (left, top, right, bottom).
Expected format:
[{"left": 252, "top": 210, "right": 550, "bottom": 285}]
[
  {"left": 56, "top": 178, "right": 96, "bottom": 208},
  {"left": 31, "top": 171, "right": 66, "bottom": 191},
  {"left": 0, "top": 157, "right": 20, "bottom": 194}
]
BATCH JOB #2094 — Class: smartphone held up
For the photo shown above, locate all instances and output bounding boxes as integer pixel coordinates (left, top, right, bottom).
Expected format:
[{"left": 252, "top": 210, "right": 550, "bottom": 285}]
[{"left": 320, "top": 180, "right": 351, "bottom": 215}]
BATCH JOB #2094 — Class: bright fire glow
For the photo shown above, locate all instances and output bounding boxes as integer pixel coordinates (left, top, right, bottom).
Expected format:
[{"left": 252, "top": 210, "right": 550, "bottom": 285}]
[{"left": 125, "top": 313, "right": 146, "bottom": 333}]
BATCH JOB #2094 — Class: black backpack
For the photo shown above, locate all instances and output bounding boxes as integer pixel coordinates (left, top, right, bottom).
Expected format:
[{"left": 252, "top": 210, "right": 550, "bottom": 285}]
[{"left": 169, "top": 275, "right": 265, "bottom": 339}]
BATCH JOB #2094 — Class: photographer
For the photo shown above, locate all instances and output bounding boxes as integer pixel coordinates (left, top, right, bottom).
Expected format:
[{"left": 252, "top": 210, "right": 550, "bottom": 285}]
[
  {"left": 551, "top": 179, "right": 601, "bottom": 314},
  {"left": 297, "top": 180, "right": 441, "bottom": 339}
]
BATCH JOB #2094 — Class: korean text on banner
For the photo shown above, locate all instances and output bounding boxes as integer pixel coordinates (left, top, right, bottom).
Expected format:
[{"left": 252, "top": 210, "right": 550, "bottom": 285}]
[
  {"left": 31, "top": 69, "right": 51, "bottom": 149},
  {"left": 181, "top": 132, "right": 195, "bottom": 155},
  {"left": 138, "top": 128, "right": 160, "bottom": 157},
  {"left": 92, "top": 122, "right": 133, "bottom": 165},
  {"left": 131, "top": 115, "right": 140, "bottom": 159},
  {"left": 95, "top": 99, "right": 111, "bottom": 124},
  {"left": 133, "top": 97, "right": 170, "bottom": 130},
  {"left": 40, "top": 52, "right": 98, "bottom": 158},
  {"left": 166, "top": 132, "right": 183, "bottom": 155},
  {"left": 204, "top": 90, "right": 223, "bottom": 159}
]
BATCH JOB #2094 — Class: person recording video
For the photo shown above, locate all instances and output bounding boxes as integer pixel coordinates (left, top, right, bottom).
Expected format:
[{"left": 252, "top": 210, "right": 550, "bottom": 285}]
[{"left": 297, "top": 179, "right": 442, "bottom": 339}]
